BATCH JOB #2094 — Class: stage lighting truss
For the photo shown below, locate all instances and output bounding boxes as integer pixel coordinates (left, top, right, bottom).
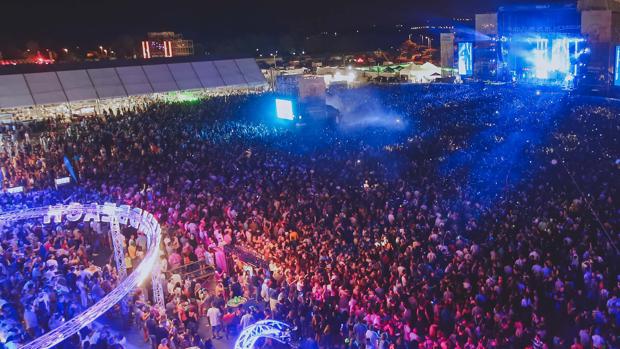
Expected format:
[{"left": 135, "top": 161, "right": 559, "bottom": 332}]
[
  {"left": 0, "top": 203, "right": 164, "bottom": 349},
  {"left": 234, "top": 320, "right": 293, "bottom": 349}
]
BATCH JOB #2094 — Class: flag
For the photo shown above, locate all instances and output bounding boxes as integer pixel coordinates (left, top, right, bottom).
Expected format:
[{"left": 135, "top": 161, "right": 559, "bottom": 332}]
[{"left": 63, "top": 156, "right": 77, "bottom": 183}]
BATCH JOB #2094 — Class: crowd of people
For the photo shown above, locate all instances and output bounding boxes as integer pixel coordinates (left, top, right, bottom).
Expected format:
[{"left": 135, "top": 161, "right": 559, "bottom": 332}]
[
  {"left": 0, "top": 84, "right": 618, "bottom": 349},
  {"left": 0, "top": 186, "right": 136, "bottom": 348}
]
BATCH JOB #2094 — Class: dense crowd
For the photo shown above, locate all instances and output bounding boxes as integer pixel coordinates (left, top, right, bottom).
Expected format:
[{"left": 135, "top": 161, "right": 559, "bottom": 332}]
[
  {"left": 0, "top": 187, "right": 136, "bottom": 348},
  {"left": 0, "top": 84, "right": 618, "bottom": 349}
]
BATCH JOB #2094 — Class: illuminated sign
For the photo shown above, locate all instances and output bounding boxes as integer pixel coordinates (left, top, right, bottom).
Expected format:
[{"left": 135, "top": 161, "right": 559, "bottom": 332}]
[
  {"left": 55, "top": 177, "right": 71, "bottom": 187},
  {"left": 458, "top": 42, "right": 473, "bottom": 76},
  {"left": 0, "top": 113, "right": 13, "bottom": 123},
  {"left": 615, "top": 46, "right": 620, "bottom": 87},
  {"left": 141, "top": 41, "right": 151, "bottom": 59},
  {"left": 275, "top": 99, "right": 295, "bottom": 120},
  {"left": 6, "top": 186, "right": 23, "bottom": 194},
  {"left": 76, "top": 107, "right": 95, "bottom": 115},
  {"left": 163, "top": 40, "right": 173, "bottom": 57}
]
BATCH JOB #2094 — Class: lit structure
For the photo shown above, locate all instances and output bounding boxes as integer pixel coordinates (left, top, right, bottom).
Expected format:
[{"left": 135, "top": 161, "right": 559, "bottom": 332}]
[
  {"left": 0, "top": 58, "right": 267, "bottom": 120},
  {"left": 474, "top": 13, "right": 498, "bottom": 79},
  {"left": 615, "top": 45, "right": 620, "bottom": 86},
  {"left": 0, "top": 52, "right": 54, "bottom": 66},
  {"left": 0, "top": 203, "right": 163, "bottom": 349},
  {"left": 141, "top": 32, "right": 194, "bottom": 59},
  {"left": 400, "top": 62, "right": 443, "bottom": 83},
  {"left": 275, "top": 98, "right": 295, "bottom": 120},
  {"left": 495, "top": 4, "right": 586, "bottom": 86},
  {"left": 577, "top": 0, "right": 620, "bottom": 90},
  {"left": 234, "top": 320, "right": 292, "bottom": 349},
  {"left": 440, "top": 33, "right": 456, "bottom": 77},
  {"left": 441, "top": 2, "right": 620, "bottom": 89},
  {"left": 458, "top": 42, "right": 473, "bottom": 76}
]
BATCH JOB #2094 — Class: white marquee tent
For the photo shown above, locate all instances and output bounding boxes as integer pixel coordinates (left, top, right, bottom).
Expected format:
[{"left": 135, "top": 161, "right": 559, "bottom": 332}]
[
  {"left": 0, "top": 58, "right": 266, "bottom": 111},
  {"left": 400, "top": 62, "right": 442, "bottom": 83}
]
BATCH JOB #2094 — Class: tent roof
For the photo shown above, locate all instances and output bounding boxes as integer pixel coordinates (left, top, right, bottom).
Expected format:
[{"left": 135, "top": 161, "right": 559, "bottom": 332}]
[
  {"left": 0, "top": 58, "right": 266, "bottom": 109},
  {"left": 401, "top": 62, "right": 441, "bottom": 74},
  {"left": 421, "top": 62, "right": 440, "bottom": 69}
]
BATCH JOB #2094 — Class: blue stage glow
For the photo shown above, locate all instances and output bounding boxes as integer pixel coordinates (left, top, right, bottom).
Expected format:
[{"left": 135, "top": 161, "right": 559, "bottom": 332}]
[
  {"left": 501, "top": 34, "right": 584, "bottom": 86},
  {"left": 527, "top": 37, "right": 582, "bottom": 81},
  {"left": 458, "top": 42, "right": 473, "bottom": 76},
  {"left": 615, "top": 46, "right": 620, "bottom": 87},
  {"left": 496, "top": 3, "right": 585, "bottom": 86},
  {"left": 275, "top": 99, "right": 295, "bottom": 120}
]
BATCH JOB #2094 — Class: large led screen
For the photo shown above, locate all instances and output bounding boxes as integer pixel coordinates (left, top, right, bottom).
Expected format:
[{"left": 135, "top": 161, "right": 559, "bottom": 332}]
[
  {"left": 458, "top": 42, "right": 473, "bottom": 76},
  {"left": 275, "top": 99, "right": 295, "bottom": 120},
  {"left": 615, "top": 45, "right": 620, "bottom": 87}
]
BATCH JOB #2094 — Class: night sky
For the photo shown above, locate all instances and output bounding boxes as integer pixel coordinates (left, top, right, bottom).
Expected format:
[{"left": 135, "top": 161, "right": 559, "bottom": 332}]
[{"left": 1, "top": 0, "right": 571, "bottom": 50}]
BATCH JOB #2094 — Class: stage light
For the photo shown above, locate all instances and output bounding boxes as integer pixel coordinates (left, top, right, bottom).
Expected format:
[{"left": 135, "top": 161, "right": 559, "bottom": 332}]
[
  {"left": 516, "top": 35, "right": 584, "bottom": 85},
  {"left": 614, "top": 46, "right": 620, "bottom": 87},
  {"left": 275, "top": 99, "right": 295, "bottom": 120},
  {"left": 235, "top": 320, "right": 292, "bottom": 349}
]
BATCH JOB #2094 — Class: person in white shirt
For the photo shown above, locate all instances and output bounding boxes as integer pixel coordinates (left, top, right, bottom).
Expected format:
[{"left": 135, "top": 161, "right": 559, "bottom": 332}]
[
  {"left": 239, "top": 309, "right": 254, "bottom": 329},
  {"left": 206, "top": 304, "right": 223, "bottom": 339},
  {"left": 366, "top": 328, "right": 379, "bottom": 349}
]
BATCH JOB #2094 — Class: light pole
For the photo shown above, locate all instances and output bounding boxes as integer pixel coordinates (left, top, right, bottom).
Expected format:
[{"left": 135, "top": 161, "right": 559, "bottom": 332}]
[
  {"left": 271, "top": 51, "right": 278, "bottom": 69},
  {"left": 269, "top": 52, "right": 278, "bottom": 91}
]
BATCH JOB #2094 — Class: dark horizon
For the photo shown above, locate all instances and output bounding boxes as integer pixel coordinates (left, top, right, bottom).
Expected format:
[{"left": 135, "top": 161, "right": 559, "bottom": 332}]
[{"left": 0, "top": 0, "right": 574, "bottom": 50}]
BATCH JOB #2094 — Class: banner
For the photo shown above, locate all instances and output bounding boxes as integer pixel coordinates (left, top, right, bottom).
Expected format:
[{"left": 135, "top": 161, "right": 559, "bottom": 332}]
[{"left": 63, "top": 156, "right": 78, "bottom": 183}]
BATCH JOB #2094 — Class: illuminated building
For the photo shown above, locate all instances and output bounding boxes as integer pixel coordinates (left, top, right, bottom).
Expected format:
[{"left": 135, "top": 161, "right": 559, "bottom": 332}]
[
  {"left": 141, "top": 32, "right": 194, "bottom": 59},
  {"left": 474, "top": 13, "right": 498, "bottom": 80},
  {"left": 577, "top": 0, "right": 620, "bottom": 89},
  {"left": 440, "top": 33, "right": 456, "bottom": 76}
]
